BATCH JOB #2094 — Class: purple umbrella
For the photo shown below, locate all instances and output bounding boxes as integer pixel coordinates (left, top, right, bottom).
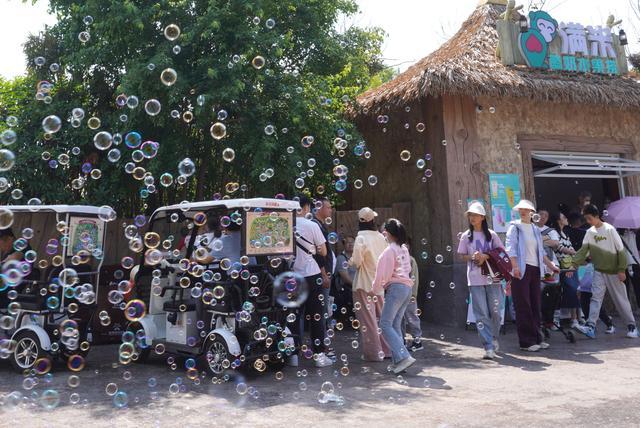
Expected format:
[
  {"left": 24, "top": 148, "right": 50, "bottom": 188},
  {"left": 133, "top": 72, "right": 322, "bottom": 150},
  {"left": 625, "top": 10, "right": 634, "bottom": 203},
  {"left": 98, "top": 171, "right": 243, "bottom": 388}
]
[{"left": 603, "top": 197, "right": 640, "bottom": 229}]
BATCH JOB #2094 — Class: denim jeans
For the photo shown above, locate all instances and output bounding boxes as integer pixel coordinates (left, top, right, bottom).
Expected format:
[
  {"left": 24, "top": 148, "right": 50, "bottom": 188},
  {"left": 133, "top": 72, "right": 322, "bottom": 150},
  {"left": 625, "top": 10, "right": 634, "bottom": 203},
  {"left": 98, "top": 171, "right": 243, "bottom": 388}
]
[
  {"left": 469, "top": 284, "right": 503, "bottom": 350},
  {"left": 379, "top": 283, "right": 412, "bottom": 364}
]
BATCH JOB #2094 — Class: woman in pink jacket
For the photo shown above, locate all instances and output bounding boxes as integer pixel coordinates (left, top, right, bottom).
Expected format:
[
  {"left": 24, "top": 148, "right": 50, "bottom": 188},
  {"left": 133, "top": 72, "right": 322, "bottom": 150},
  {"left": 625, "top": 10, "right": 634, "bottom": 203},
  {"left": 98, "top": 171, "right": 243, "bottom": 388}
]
[{"left": 373, "top": 219, "right": 416, "bottom": 374}]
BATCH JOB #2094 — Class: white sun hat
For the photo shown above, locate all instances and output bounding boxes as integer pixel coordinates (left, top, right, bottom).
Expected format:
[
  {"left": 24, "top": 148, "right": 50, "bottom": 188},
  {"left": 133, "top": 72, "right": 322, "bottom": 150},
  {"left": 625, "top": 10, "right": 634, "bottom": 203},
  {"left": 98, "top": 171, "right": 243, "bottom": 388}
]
[
  {"left": 465, "top": 201, "right": 486, "bottom": 216},
  {"left": 513, "top": 199, "right": 536, "bottom": 212}
]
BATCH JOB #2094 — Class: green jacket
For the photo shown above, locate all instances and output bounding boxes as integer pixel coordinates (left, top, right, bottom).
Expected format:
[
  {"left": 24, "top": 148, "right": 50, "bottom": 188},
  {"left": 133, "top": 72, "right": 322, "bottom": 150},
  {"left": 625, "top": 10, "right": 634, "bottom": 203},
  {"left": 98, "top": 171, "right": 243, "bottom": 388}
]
[{"left": 572, "top": 222, "right": 627, "bottom": 274}]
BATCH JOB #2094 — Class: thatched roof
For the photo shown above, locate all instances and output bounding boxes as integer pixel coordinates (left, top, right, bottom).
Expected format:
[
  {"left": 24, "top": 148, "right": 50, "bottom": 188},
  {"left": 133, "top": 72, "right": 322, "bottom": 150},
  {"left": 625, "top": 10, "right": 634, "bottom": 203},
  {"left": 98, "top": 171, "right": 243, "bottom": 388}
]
[{"left": 356, "top": 3, "right": 640, "bottom": 114}]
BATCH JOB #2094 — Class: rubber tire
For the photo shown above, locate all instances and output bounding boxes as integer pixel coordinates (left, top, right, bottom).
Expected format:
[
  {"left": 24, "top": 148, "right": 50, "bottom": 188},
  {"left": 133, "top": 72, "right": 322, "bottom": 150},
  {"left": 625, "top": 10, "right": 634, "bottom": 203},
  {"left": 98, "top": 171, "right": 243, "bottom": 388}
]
[
  {"left": 11, "top": 330, "right": 46, "bottom": 372},
  {"left": 201, "top": 335, "right": 230, "bottom": 376}
]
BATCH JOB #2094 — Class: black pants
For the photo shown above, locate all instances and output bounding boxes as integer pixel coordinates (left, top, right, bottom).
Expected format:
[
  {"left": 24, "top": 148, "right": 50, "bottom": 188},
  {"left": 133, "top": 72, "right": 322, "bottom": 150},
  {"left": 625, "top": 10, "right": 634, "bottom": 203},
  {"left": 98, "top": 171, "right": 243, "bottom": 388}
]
[
  {"left": 580, "top": 291, "right": 613, "bottom": 327},
  {"left": 293, "top": 274, "right": 327, "bottom": 354},
  {"left": 541, "top": 284, "right": 561, "bottom": 325},
  {"left": 626, "top": 265, "right": 640, "bottom": 308}
]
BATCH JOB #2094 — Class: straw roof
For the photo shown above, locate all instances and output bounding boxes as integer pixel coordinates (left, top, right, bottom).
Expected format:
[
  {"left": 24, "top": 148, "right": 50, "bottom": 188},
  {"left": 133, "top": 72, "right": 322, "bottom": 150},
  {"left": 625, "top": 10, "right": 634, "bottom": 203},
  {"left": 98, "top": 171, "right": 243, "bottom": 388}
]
[{"left": 355, "top": 3, "right": 640, "bottom": 114}]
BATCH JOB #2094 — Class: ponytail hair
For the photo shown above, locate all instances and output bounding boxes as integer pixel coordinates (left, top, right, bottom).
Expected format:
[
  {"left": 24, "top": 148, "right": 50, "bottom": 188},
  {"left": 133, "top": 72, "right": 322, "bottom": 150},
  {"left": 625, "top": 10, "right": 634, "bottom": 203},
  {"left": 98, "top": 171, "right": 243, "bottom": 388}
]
[{"left": 384, "top": 218, "right": 408, "bottom": 246}]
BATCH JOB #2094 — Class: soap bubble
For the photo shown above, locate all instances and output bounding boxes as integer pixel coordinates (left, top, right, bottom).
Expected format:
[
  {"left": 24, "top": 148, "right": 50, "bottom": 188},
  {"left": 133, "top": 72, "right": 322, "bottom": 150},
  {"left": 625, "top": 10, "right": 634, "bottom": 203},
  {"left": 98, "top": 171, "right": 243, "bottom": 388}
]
[
  {"left": 93, "top": 131, "right": 113, "bottom": 150},
  {"left": 400, "top": 150, "right": 411, "bottom": 161},
  {"left": 0, "top": 150, "right": 16, "bottom": 172},
  {"left": 144, "top": 99, "right": 162, "bottom": 116},
  {"left": 178, "top": 158, "right": 196, "bottom": 177},
  {"left": 78, "top": 31, "right": 91, "bottom": 43},
  {"left": 210, "top": 122, "right": 227, "bottom": 140},
  {"left": 42, "top": 115, "right": 62, "bottom": 133},
  {"left": 252, "top": 56, "right": 266, "bottom": 69},
  {"left": 273, "top": 272, "right": 309, "bottom": 308},
  {"left": 164, "top": 24, "right": 181, "bottom": 41},
  {"left": 160, "top": 68, "right": 177, "bottom": 86},
  {"left": 222, "top": 148, "right": 235, "bottom": 162},
  {"left": 367, "top": 175, "right": 378, "bottom": 186}
]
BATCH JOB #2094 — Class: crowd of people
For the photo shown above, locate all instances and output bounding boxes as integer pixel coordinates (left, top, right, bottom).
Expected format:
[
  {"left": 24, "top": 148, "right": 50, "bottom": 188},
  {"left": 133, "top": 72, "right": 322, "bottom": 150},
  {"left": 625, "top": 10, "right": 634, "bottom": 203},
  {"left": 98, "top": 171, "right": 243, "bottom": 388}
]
[
  {"left": 289, "top": 191, "right": 640, "bottom": 373},
  {"left": 459, "top": 192, "right": 639, "bottom": 360}
]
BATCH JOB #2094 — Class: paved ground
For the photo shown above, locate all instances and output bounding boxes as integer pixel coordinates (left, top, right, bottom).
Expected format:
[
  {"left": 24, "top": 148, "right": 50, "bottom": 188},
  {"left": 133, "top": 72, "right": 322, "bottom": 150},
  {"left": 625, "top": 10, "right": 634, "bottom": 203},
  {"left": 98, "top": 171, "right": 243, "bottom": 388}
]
[{"left": 0, "top": 319, "right": 638, "bottom": 428}]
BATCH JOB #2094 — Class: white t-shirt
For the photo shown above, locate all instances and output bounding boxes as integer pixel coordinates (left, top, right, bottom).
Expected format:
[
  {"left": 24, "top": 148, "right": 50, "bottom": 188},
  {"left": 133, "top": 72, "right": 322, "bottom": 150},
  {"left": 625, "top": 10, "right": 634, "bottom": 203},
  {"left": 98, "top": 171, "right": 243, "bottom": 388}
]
[
  {"left": 293, "top": 217, "right": 326, "bottom": 277},
  {"left": 521, "top": 223, "right": 539, "bottom": 267}
]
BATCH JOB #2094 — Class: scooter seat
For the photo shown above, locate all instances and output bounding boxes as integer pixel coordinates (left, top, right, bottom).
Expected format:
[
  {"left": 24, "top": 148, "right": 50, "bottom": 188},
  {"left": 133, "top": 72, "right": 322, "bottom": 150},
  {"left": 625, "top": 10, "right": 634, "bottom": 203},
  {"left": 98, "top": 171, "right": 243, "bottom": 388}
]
[{"left": 163, "top": 300, "right": 196, "bottom": 312}]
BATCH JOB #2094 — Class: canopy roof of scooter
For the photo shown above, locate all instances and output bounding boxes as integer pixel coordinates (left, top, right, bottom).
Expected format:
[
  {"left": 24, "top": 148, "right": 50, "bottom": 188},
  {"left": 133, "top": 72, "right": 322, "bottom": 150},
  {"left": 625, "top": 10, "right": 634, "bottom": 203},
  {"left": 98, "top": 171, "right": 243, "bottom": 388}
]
[{"left": 151, "top": 198, "right": 300, "bottom": 220}]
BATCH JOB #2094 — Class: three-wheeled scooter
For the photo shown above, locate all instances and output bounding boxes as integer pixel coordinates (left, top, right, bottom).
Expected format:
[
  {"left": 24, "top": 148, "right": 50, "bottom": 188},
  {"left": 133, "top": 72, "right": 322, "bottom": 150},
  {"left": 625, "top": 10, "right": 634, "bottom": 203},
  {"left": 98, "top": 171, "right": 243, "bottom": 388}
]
[
  {"left": 0, "top": 205, "right": 111, "bottom": 371},
  {"left": 129, "top": 198, "right": 301, "bottom": 375}
]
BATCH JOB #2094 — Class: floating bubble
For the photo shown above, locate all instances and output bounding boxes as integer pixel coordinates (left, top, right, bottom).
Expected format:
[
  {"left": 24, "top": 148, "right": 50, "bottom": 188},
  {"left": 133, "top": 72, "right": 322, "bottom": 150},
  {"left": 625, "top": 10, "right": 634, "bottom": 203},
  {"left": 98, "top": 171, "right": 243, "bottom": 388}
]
[
  {"left": 87, "top": 117, "right": 101, "bottom": 129},
  {"left": 273, "top": 271, "right": 309, "bottom": 308},
  {"left": 252, "top": 56, "right": 266, "bottom": 69},
  {"left": 1, "top": 129, "right": 17, "bottom": 146},
  {"left": 416, "top": 123, "right": 426, "bottom": 132},
  {"left": 435, "top": 254, "right": 444, "bottom": 263},
  {"left": 124, "top": 299, "right": 146, "bottom": 322},
  {"left": 266, "top": 18, "right": 276, "bottom": 29},
  {"left": 93, "top": 131, "right": 113, "bottom": 151},
  {"left": 42, "top": 115, "right": 62, "bottom": 133},
  {"left": 0, "top": 208, "right": 13, "bottom": 231},
  {"left": 144, "top": 99, "right": 162, "bottom": 116},
  {"left": 222, "top": 148, "right": 235, "bottom": 162},
  {"left": 40, "top": 389, "right": 60, "bottom": 410},
  {"left": 367, "top": 175, "right": 378, "bottom": 186},
  {"left": 113, "top": 391, "right": 128, "bottom": 408},
  {"left": 210, "top": 122, "right": 227, "bottom": 140},
  {"left": 160, "top": 68, "right": 177, "bottom": 86},
  {"left": 178, "top": 158, "right": 196, "bottom": 177},
  {"left": 400, "top": 150, "right": 411, "bottom": 161},
  {"left": 164, "top": 24, "right": 181, "bottom": 41},
  {"left": 78, "top": 31, "right": 91, "bottom": 43}
]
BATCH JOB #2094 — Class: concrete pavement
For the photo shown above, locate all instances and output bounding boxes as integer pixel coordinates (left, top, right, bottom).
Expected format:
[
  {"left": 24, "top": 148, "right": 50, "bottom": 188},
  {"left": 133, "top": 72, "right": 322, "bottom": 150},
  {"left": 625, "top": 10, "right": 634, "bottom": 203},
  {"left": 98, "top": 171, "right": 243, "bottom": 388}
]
[{"left": 0, "top": 319, "right": 638, "bottom": 427}]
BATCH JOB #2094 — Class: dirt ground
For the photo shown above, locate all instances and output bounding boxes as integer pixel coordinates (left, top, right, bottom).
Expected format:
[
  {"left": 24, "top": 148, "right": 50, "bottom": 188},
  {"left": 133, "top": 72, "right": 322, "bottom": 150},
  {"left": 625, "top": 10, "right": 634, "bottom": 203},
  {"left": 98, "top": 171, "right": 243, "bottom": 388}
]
[{"left": 0, "top": 318, "right": 639, "bottom": 428}]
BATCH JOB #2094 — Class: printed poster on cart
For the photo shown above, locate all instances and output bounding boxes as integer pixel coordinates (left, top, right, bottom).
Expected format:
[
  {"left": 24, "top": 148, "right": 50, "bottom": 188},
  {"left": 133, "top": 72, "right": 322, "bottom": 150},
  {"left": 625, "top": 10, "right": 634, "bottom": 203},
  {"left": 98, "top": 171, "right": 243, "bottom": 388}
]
[
  {"left": 489, "top": 174, "right": 521, "bottom": 233},
  {"left": 67, "top": 217, "right": 105, "bottom": 256}
]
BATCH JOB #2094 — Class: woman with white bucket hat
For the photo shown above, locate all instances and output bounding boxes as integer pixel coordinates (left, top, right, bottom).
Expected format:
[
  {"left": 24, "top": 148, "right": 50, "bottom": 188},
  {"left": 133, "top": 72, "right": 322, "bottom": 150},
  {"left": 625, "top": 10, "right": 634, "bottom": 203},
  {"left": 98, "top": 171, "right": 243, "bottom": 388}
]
[
  {"left": 505, "top": 199, "right": 560, "bottom": 352},
  {"left": 457, "top": 201, "right": 505, "bottom": 360}
]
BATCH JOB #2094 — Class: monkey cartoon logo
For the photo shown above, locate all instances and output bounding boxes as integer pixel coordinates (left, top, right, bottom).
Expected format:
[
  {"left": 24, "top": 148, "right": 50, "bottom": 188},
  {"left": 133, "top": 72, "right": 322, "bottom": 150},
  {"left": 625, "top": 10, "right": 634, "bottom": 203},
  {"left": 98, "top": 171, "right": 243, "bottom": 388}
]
[{"left": 519, "top": 11, "right": 559, "bottom": 69}]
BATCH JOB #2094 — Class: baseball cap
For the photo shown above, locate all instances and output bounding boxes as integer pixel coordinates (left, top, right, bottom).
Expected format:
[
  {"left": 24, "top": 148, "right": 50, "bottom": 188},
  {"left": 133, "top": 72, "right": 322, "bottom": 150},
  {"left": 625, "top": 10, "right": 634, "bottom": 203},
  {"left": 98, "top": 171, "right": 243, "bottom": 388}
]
[{"left": 358, "top": 207, "right": 378, "bottom": 222}]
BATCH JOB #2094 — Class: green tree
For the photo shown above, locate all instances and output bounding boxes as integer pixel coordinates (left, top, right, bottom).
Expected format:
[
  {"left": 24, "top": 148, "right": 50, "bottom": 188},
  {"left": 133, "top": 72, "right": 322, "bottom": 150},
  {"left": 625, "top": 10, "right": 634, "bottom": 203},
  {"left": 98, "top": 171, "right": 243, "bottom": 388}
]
[{"left": 1, "top": 0, "right": 384, "bottom": 216}]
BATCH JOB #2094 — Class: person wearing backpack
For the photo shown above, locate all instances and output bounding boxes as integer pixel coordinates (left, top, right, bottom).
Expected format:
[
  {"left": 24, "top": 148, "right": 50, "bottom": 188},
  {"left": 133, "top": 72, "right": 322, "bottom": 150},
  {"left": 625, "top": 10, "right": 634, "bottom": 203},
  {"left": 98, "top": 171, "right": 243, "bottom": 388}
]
[
  {"left": 290, "top": 195, "right": 333, "bottom": 368},
  {"left": 535, "top": 209, "right": 563, "bottom": 332},
  {"left": 505, "top": 200, "right": 560, "bottom": 352},
  {"left": 457, "top": 201, "right": 505, "bottom": 360}
]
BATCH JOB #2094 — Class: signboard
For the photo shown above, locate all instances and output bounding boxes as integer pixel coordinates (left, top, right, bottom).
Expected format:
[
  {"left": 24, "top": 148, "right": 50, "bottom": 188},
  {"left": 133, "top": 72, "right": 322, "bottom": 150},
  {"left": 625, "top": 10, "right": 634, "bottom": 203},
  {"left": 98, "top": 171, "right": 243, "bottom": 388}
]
[
  {"left": 489, "top": 174, "right": 521, "bottom": 233},
  {"left": 67, "top": 217, "right": 105, "bottom": 256},
  {"left": 244, "top": 211, "right": 294, "bottom": 256},
  {"left": 498, "top": 11, "right": 628, "bottom": 75}
]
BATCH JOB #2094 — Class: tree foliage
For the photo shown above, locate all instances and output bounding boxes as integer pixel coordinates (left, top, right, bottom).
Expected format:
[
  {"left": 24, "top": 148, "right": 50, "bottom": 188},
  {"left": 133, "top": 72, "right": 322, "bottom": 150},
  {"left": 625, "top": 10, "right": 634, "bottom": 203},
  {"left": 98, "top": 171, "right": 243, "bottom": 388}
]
[{"left": 1, "top": 0, "right": 385, "bottom": 216}]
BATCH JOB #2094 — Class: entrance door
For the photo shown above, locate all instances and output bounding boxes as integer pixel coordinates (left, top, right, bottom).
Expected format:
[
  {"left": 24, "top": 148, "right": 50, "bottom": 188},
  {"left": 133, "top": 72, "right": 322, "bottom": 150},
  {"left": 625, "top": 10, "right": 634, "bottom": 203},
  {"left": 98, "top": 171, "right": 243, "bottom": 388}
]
[{"left": 531, "top": 151, "right": 640, "bottom": 214}]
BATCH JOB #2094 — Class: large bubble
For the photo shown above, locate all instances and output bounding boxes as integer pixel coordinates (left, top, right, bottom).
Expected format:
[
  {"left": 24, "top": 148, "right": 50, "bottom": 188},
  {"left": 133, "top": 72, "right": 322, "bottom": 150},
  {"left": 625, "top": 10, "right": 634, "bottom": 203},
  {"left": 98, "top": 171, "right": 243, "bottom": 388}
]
[
  {"left": 42, "top": 115, "right": 62, "bottom": 133},
  {"left": 273, "top": 271, "right": 309, "bottom": 308},
  {"left": 93, "top": 131, "right": 113, "bottom": 150}
]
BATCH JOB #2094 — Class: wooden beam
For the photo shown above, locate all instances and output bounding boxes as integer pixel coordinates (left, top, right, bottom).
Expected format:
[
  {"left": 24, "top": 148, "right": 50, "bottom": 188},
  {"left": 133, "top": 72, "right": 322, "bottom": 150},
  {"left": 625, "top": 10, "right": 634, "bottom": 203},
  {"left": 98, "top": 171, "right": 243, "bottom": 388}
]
[
  {"left": 518, "top": 134, "right": 635, "bottom": 154},
  {"left": 443, "top": 95, "right": 483, "bottom": 246}
]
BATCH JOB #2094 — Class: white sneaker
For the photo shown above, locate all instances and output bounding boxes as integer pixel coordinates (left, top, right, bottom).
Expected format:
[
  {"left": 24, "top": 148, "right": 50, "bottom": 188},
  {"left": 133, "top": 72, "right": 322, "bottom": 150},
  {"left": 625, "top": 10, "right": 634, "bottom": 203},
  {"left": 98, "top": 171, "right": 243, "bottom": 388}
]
[
  {"left": 315, "top": 352, "right": 333, "bottom": 367},
  {"left": 626, "top": 326, "right": 638, "bottom": 338},
  {"left": 570, "top": 319, "right": 580, "bottom": 329},
  {"left": 393, "top": 356, "right": 416, "bottom": 374},
  {"left": 605, "top": 325, "right": 616, "bottom": 334},
  {"left": 520, "top": 344, "right": 541, "bottom": 352},
  {"left": 483, "top": 349, "right": 495, "bottom": 360},
  {"left": 539, "top": 341, "right": 550, "bottom": 350},
  {"left": 492, "top": 339, "right": 500, "bottom": 353},
  {"left": 286, "top": 355, "right": 299, "bottom": 367}
]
